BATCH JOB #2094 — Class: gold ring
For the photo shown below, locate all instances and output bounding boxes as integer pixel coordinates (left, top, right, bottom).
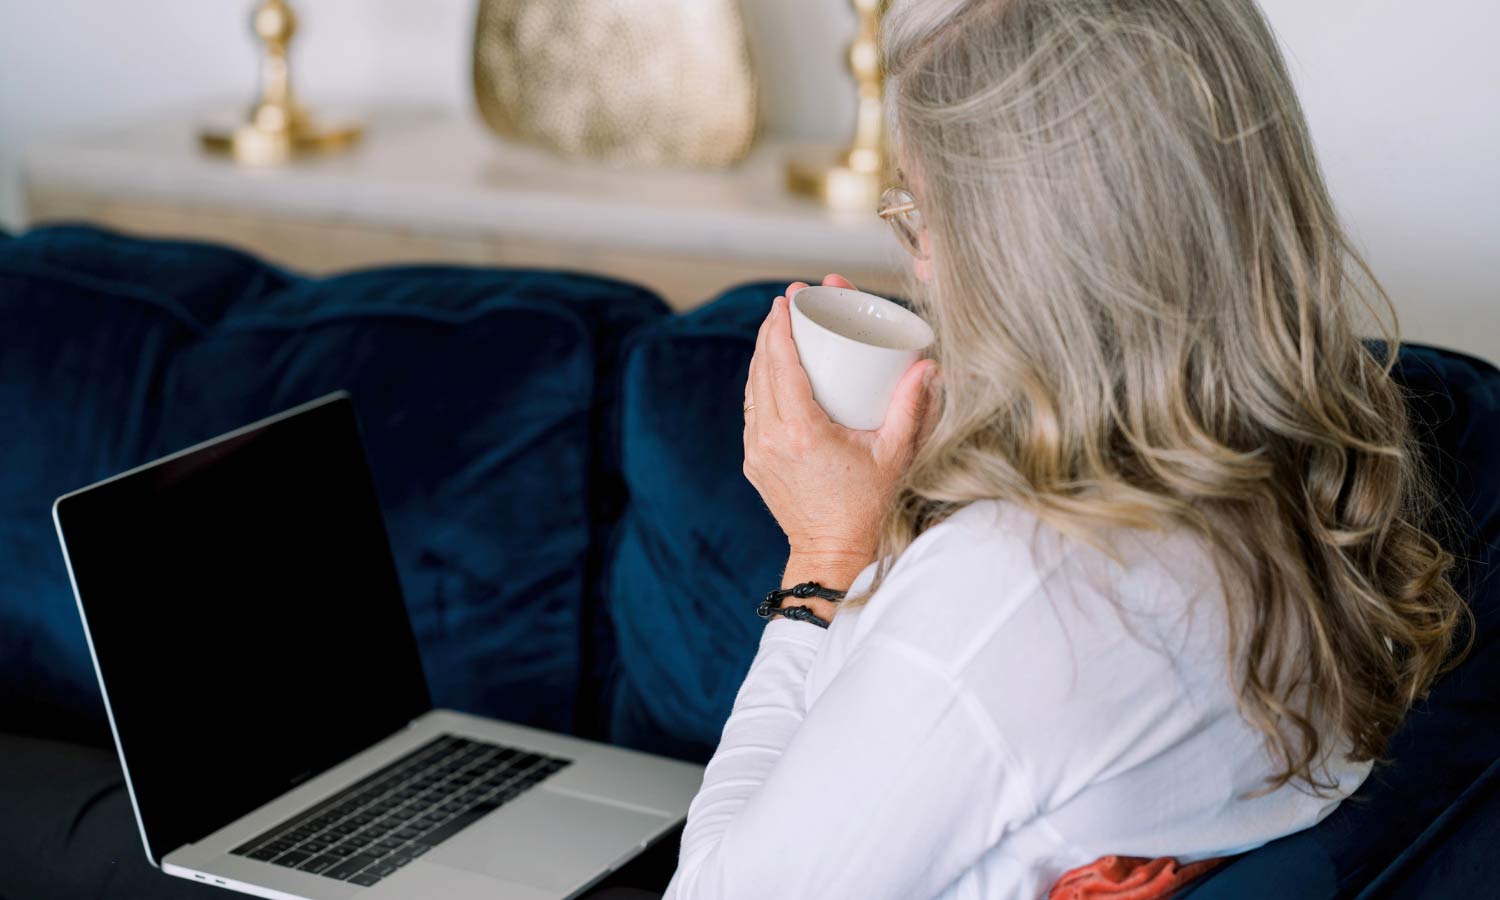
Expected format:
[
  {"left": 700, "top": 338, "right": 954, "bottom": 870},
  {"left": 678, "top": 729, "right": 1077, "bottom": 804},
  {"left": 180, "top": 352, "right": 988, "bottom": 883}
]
[{"left": 743, "top": 403, "right": 756, "bottom": 414}]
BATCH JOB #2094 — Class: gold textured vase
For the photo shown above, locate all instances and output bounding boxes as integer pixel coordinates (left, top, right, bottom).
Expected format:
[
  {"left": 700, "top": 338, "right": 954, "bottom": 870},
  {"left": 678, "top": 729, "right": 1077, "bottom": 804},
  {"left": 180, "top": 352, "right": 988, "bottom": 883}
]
[{"left": 472, "top": 0, "right": 759, "bottom": 168}]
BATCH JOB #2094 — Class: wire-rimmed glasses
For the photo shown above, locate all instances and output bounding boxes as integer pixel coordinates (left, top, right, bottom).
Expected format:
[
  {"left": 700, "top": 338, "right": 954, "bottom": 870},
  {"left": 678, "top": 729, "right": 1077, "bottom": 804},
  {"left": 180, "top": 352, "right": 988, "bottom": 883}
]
[{"left": 877, "top": 185, "right": 929, "bottom": 260}]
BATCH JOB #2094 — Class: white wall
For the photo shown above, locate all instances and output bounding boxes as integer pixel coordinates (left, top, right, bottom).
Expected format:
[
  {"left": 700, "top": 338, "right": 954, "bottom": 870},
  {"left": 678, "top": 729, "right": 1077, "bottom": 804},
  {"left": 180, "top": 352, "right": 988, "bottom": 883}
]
[
  {"left": 1256, "top": 0, "right": 1498, "bottom": 360},
  {"left": 0, "top": 0, "right": 1494, "bottom": 359}
]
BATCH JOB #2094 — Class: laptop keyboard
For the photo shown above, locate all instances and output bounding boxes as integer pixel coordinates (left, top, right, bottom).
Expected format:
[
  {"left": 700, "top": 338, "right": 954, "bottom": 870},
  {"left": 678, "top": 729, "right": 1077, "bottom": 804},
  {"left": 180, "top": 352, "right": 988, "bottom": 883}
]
[{"left": 230, "top": 734, "right": 571, "bottom": 887}]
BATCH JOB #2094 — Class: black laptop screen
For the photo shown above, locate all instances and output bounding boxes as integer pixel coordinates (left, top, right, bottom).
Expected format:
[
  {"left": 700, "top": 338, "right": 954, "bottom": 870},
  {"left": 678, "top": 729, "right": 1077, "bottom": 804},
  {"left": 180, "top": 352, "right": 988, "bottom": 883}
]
[{"left": 55, "top": 396, "right": 432, "bottom": 865}]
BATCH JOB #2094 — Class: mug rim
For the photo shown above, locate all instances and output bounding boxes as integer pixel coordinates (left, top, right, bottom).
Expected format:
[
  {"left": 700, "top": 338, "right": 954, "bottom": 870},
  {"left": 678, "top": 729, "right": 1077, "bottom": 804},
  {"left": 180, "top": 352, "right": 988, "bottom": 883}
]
[{"left": 789, "top": 286, "right": 934, "bottom": 353}]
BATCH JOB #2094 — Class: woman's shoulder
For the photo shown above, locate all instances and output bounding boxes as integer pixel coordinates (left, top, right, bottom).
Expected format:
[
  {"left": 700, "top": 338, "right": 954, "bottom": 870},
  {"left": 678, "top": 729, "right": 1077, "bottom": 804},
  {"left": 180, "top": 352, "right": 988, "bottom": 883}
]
[
  {"left": 842, "top": 498, "right": 1226, "bottom": 687},
  {"left": 853, "top": 498, "right": 1069, "bottom": 594},
  {"left": 836, "top": 499, "right": 1238, "bottom": 807}
]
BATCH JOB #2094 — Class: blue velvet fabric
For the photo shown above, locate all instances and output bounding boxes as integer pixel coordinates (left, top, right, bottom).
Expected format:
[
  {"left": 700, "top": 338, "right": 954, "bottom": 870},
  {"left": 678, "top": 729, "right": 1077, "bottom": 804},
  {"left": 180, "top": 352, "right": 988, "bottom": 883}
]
[
  {"left": 604, "top": 280, "right": 800, "bottom": 759},
  {"left": 0, "top": 228, "right": 293, "bottom": 744},
  {"left": 0, "top": 226, "right": 666, "bottom": 744},
  {"left": 1358, "top": 755, "right": 1500, "bottom": 897}
]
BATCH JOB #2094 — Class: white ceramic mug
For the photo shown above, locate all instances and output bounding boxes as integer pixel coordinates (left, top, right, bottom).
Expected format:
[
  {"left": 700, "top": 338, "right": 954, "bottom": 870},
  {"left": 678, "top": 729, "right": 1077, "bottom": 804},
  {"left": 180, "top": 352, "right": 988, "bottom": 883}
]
[{"left": 789, "top": 286, "right": 935, "bottom": 430}]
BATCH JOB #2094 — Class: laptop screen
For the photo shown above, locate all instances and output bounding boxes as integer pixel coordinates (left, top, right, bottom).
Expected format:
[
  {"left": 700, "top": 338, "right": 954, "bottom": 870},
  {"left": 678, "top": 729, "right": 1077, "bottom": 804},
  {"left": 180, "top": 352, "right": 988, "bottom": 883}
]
[{"left": 54, "top": 394, "right": 432, "bottom": 866}]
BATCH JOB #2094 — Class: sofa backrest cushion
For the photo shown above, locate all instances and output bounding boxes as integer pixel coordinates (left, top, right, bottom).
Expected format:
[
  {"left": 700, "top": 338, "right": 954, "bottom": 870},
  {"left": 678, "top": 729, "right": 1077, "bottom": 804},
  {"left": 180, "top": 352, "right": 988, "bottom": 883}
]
[
  {"left": 604, "top": 281, "right": 793, "bottom": 759},
  {"left": 0, "top": 228, "right": 292, "bottom": 744},
  {"left": 0, "top": 226, "right": 666, "bottom": 743}
]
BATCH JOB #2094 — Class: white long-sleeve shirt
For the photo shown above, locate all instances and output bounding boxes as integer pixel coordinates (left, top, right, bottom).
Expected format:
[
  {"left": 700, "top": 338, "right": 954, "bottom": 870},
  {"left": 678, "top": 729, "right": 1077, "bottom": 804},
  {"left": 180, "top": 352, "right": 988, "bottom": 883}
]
[{"left": 663, "top": 499, "right": 1370, "bottom": 900}]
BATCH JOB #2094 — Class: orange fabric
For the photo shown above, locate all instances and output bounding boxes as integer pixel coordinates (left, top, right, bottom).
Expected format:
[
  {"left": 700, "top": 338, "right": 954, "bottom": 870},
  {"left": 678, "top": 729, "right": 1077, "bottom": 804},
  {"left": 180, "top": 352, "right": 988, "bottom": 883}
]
[{"left": 1047, "top": 854, "right": 1229, "bottom": 900}]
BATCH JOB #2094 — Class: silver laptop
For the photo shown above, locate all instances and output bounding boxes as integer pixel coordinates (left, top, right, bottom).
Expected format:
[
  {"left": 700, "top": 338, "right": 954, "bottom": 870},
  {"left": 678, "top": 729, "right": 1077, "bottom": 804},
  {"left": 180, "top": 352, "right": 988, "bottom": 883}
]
[{"left": 53, "top": 392, "right": 703, "bottom": 900}]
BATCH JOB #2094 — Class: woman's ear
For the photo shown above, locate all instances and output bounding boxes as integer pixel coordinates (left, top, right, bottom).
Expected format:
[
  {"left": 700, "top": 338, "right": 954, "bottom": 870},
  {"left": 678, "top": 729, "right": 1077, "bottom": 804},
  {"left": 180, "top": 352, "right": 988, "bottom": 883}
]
[
  {"left": 913, "top": 253, "right": 933, "bottom": 283},
  {"left": 913, "top": 231, "right": 934, "bottom": 282}
]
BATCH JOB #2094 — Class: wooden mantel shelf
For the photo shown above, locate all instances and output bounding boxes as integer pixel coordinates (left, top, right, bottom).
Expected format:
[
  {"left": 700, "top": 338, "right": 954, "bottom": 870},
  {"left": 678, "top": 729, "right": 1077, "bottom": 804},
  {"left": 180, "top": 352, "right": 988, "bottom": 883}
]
[{"left": 23, "top": 106, "right": 909, "bottom": 309}]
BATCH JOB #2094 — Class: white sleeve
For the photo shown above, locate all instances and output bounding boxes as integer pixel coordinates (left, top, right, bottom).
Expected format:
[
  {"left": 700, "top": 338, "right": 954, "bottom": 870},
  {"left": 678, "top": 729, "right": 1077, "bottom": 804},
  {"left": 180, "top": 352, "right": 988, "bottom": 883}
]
[{"left": 661, "top": 617, "right": 1024, "bottom": 900}]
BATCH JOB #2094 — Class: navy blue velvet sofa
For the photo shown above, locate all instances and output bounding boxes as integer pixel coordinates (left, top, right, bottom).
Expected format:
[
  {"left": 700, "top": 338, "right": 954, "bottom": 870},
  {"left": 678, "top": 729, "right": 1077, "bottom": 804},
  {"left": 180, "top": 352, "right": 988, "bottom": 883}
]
[{"left": 2, "top": 226, "right": 1497, "bottom": 898}]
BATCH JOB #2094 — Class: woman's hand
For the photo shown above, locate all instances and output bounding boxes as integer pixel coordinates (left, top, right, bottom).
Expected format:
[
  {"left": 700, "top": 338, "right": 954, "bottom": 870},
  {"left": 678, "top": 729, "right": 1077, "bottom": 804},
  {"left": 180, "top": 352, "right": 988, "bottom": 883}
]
[{"left": 743, "top": 275, "right": 936, "bottom": 620}]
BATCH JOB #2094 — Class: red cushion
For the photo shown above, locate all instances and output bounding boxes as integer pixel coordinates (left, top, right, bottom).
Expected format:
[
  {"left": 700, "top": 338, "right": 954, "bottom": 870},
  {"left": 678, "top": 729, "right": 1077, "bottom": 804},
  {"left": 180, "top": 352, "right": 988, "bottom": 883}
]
[{"left": 1050, "top": 855, "right": 1229, "bottom": 900}]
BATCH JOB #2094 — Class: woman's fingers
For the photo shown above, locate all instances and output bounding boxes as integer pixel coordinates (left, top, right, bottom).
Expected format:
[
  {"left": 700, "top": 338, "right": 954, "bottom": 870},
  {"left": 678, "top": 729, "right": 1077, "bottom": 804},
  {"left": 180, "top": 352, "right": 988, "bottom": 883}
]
[
  {"left": 789, "top": 275, "right": 856, "bottom": 295},
  {"left": 765, "top": 296, "right": 823, "bottom": 426},
  {"left": 749, "top": 303, "right": 780, "bottom": 424},
  {"left": 876, "top": 360, "right": 937, "bottom": 457}
]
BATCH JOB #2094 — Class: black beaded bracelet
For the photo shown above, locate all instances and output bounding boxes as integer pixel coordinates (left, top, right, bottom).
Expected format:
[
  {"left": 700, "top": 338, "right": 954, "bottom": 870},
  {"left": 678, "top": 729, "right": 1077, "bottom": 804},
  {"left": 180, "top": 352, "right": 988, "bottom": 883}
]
[{"left": 756, "top": 581, "right": 847, "bottom": 630}]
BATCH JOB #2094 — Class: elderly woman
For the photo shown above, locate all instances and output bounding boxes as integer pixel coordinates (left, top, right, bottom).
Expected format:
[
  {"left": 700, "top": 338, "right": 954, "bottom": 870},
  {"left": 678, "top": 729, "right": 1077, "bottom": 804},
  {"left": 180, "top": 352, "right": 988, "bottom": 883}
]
[{"left": 662, "top": 1, "right": 1467, "bottom": 898}]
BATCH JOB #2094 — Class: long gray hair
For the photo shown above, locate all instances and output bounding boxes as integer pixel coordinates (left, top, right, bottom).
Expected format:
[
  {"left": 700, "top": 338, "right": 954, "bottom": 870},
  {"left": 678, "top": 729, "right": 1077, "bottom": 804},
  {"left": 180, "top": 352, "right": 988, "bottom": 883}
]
[{"left": 864, "top": 0, "right": 1468, "bottom": 794}]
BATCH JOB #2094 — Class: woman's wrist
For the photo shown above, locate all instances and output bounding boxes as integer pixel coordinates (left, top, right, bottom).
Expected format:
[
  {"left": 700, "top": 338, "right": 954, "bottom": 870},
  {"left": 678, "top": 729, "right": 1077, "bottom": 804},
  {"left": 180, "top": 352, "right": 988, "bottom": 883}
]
[
  {"left": 782, "top": 549, "right": 871, "bottom": 591},
  {"left": 779, "top": 551, "right": 871, "bottom": 622}
]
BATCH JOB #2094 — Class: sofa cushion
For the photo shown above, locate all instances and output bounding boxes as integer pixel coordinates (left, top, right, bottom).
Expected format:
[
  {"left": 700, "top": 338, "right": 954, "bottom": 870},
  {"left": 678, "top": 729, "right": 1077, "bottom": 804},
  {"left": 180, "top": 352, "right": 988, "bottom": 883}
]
[
  {"left": 1357, "top": 755, "right": 1500, "bottom": 897},
  {"left": 0, "top": 227, "right": 289, "bottom": 744},
  {"left": 604, "top": 281, "right": 798, "bottom": 759},
  {"left": 0, "top": 223, "right": 292, "bottom": 328},
  {"left": 0, "top": 226, "right": 667, "bottom": 742}
]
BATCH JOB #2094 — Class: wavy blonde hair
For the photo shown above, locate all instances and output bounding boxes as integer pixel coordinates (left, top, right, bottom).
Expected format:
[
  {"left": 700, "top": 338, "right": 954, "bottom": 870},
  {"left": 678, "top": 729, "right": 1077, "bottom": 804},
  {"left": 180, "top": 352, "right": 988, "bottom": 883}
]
[{"left": 862, "top": 0, "right": 1471, "bottom": 793}]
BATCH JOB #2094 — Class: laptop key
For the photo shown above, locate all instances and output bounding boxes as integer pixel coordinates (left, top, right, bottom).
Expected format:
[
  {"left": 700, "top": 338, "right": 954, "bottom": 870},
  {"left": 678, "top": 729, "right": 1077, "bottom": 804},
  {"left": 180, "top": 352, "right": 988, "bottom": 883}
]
[
  {"left": 247, "top": 847, "right": 279, "bottom": 862},
  {"left": 348, "top": 873, "right": 383, "bottom": 887},
  {"left": 274, "top": 849, "right": 312, "bottom": 867},
  {"left": 299, "top": 854, "right": 341, "bottom": 874},
  {"left": 389, "top": 845, "right": 429, "bottom": 865},
  {"left": 328, "top": 854, "right": 381, "bottom": 880}
]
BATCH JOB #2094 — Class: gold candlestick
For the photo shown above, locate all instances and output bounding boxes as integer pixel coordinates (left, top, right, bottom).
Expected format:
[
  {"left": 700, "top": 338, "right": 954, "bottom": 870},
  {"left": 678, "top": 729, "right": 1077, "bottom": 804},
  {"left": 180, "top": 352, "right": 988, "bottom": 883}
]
[
  {"left": 787, "top": 0, "right": 890, "bottom": 212},
  {"left": 201, "top": 0, "right": 363, "bottom": 166}
]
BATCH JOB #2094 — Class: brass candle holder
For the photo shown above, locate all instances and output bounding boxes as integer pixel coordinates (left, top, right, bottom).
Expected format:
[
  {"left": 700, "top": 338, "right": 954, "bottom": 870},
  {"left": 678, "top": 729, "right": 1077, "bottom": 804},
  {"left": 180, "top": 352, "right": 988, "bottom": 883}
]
[
  {"left": 787, "top": 0, "right": 890, "bottom": 212},
  {"left": 201, "top": 0, "right": 363, "bottom": 166}
]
